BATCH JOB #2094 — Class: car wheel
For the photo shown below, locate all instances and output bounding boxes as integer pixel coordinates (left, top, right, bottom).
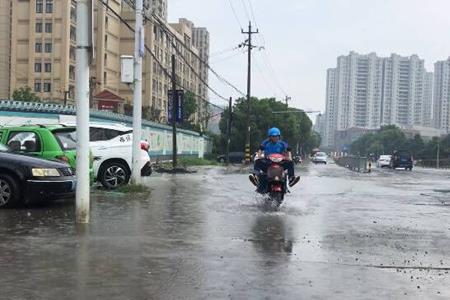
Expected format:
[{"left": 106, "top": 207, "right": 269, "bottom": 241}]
[
  {"left": 0, "top": 174, "right": 21, "bottom": 208},
  {"left": 99, "top": 161, "right": 130, "bottom": 189}
]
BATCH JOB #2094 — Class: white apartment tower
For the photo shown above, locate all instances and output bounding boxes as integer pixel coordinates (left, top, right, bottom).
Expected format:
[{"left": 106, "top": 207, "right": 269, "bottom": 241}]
[
  {"left": 422, "top": 72, "right": 434, "bottom": 128},
  {"left": 323, "top": 52, "right": 432, "bottom": 148},
  {"left": 323, "top": 68, "right": 337, "bottom": 147},
  {"left": 334, "top": 52, "right": 383, "bottom": 131},
  {"left": 381, "top": 54, "right": 426, "bottom": 127},
  {"left": 434, "top": 58, "right": 450, "bottom": 133},
  {"left": 192, "top": 26, "right": 209, "bottom": 102}
]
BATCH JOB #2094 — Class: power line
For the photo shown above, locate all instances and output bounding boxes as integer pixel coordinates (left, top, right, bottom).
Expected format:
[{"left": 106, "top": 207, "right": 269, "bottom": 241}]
[
  {"left": 245, "top": 0, "right": 288, "bottom": 97},
  {"left": 239, "top": 0, "right": 251, "bottom": 21},
  {"left": 148, "top": 15, "right": 228, "bottom": 102},
  {"left": 149, "top": 13, "right": 246, "bottom": 97},
  {"left": 97, "top": 0, "right": 224, "bottom": 112},
  {"left": 121, "top": 0, "right": 245, "bottom": 99},
  {"left": 227, "top": 0, "right": 243, "bottom": 29}
]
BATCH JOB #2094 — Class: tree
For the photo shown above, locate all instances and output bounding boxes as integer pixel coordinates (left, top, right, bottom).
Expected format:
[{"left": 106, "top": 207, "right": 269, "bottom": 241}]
[
  {"left": 180, "top": 91, "right": 200, "bottom": 132},
  {"left": 12, "top": 87, "right": 41, "bottom": 102},
  {"left": 218, "top": 97, "right": 315, "bottom": 155}
]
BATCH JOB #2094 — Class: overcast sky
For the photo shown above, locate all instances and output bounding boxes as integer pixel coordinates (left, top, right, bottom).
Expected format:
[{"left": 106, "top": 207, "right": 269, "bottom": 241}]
[{"left": 168, "top": 0, "right": 450, "bottom": 113}]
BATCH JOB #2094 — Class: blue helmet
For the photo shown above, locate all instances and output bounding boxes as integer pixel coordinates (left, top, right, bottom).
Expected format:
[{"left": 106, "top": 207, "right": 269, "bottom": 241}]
[{"left": 268, "top": 127, "right": 281, "bottom": 137}]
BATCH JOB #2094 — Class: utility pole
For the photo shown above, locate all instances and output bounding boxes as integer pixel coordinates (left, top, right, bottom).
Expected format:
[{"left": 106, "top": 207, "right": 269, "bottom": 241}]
[
  {"left": 131, "top": 0, "right": 144, "bottom": 185},
  {"left": 226, "top": 97, "right": 233, "bottom": 165},
  {"left": 285, "top": 96, "right": 291, "bottom": 106},
  {"left": 75, "top": 0, "right": 91, "bottom": 223},
  {"left": 242, "top": 22, "right": 258, "bottom": 163},
  {"left": 171, "top": 54, "right": 177, "bottom": 169},
  {"left": 437, "top": 137, "right": 441, "bottom": 169}
]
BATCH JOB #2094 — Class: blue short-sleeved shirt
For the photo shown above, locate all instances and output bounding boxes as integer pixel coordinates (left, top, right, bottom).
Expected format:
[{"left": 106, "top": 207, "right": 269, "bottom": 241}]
[{"left": 261, "top": 139, "right": 288, "bottom": 155}]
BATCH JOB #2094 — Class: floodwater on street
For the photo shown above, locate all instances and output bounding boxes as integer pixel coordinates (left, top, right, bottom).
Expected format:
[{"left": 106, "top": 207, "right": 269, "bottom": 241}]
[{"left": 0, "top": 162, "right": 450, "bottom": 299}]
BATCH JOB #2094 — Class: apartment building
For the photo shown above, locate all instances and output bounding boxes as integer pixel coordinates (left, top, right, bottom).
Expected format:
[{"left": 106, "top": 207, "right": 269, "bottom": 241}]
[
  {"left": 323, "top": 68, "right": 337, "bottom": 148},
  {"left": 422, "top": 72, "right": 433, "bottom": 128},
  {"left": 381, "top": 54, "right": 426, "bottom": 127},
  {"left": 119, "top": 11, "right": 205, "bottom": 124},
  {"left": 2, "top": 0, "right": 209, "bottom": 126},
  {"left": 323, "top": 51, "right": 432, "bottom": 148},
  {"left": 0, "top": 0, "right": 12, "bottom": 99},
  {"left": 192, "top": 26, "right": 210, "bottom": 105},
  {"left": 434, "top": 58, "right": 450, "bottom": 133}
]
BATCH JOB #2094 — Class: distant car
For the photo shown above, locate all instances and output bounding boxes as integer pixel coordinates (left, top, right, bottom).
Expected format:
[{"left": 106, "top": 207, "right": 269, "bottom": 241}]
[
  {"left": 391, "top": 150, "right": 413, "bottom": 170},
  {"left": 0, "top": 143, "right": 76, "bottom": 207},
  {"left": 313, "top": 152, "right": 328, "bottom": 164},
  {"left": 377, "top": 155, "right": 392, "bottom": 168},
  {"left": 217, "top": 152, "right": 245, "bottom": 164}
]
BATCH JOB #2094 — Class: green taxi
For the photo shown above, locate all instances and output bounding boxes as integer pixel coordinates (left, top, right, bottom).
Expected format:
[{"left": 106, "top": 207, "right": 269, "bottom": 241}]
[{"left": 0, "top": 125, "right": 94, "bottom": 180}]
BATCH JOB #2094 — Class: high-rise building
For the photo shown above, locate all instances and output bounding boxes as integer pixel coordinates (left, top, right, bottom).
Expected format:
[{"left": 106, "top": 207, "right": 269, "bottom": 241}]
[
  {"left": 422, "top": 72, "right": 434, "bottom": 128},
  {"left": 433, "top": 58, "right": 450, "bottom": 133},
  {"left": 381, "top": 54, "right": 426, "bottom": 127},
  {"left": 322, "top": 52, "right": 432, "bottom": 148},
  {"left": 0, "top": 0, "right": 11, "bottom": 99},
  {"left": 192, "top": 25, "right": 209, "bottom": 105},
  {"left": 323, "top": 68, "right": 337, "bottom": 147},
  {"left": 2, "top": 0, "right": 209, "bottom": 126}
]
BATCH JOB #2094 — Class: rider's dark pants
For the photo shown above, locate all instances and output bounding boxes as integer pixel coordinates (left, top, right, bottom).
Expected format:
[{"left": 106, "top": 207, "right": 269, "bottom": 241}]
[{"left": 254, "top": 159, "right": 295, "bottom": 178}]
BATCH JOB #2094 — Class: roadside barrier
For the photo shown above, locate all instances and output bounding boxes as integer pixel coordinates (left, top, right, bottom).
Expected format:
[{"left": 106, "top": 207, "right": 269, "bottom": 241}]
[{"left": 334, "top": 156, "right": 370, "bottom": 173}]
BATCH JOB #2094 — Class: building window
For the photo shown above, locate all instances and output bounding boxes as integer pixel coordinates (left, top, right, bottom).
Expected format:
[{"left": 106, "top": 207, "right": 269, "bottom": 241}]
[
  {"left": 34, "top": 63, "right": 42, "bottom": 73},
  {"left": 34, "top": 82, "right": 41, "bottom": 92},
  {"left": 43, "top": 83, "right": 51, "bottom": 92},
  {"left": 45, "top": 23, "right": 52, "bottom": 33},
  {"left": 35, "top": 43, "right": 42, "bottom": 53},
  {"left": 45, "top": 0, "right": 53, "bottom": 13},
  {"left": 45, "top": 43, "right": 52, "bottom": 53},
  {"left": 103, "top": 72, "right": 107, "bottom": 85},
  {"left": 105, "top": 16, "right": 109, "bottom": 29},
  {"left": 36, "top": 23, "right": 43, "bottom": 33},
  {"left": 36, "top": 0, "right": 43, "bottom": 13},
  {"left": 44, "top": 63, "right": 51, "bottom": 72}
]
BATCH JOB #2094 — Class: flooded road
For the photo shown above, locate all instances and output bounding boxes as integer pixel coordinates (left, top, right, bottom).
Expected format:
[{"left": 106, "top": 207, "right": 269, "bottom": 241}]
[{"left": 1, "top": 162, "right": 450, "bottom": 299}]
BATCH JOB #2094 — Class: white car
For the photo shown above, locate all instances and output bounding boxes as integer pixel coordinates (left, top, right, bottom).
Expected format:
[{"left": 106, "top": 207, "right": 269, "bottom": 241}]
[
  {"left": 63, "top": 123, "right": 152, "bottom": 189},
  {"left": 312, "top": 152, "right": 328, "bottom": 164},
  {"left": 377, "top": 155, "right": 392, "bottom": 168}
]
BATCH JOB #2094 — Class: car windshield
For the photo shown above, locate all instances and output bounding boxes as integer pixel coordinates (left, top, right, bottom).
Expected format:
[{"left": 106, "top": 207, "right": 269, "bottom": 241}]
[
  {"left": 53, "top": 130, "right": 77, "bottom": 150},
  {"left": 316, "top": 152, "right": 326, "bottom": 157}
]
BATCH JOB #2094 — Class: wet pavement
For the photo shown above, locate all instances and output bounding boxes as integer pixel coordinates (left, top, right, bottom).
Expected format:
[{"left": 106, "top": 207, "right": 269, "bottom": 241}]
[{"left": 1, "top": 162, "right": 450, "bottom": 299}]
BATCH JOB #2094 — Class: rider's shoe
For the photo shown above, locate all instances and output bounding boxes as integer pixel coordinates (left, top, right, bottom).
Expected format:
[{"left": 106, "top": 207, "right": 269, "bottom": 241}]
[
  {"left": 249, "top": 174, "right": 258, "bottom": 187},
  {"left": 289, "top": 176, "right": 300, "bottom": 187}
]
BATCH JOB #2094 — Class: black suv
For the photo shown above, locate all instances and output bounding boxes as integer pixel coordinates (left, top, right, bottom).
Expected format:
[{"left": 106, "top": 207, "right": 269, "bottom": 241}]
[{"left": 391, "top": 150, "right": 413, "bottom": 170}]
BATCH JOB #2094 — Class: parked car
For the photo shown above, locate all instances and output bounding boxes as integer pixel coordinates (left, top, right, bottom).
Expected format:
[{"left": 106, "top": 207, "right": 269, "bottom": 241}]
[
  {"left": 0, "top": 125, "right": 94, "bottom": 181},
  {"left": 377, "top": 155, "right": 392, "bottom": 168},
  {"left": 390, "top": 150, "right": 413, "bottom": 170},
  {"left": 0, "top": 143, "right": 76, "bottom": 207},
  {"left": 312, "top": 152, "right": 328, "bottom": 164},
  {"left": 0, "top": 125, "right": 78, "bottom": 167},
  {"left": 217, "top": 152, "right": 245, "bottom": 164},
  {"left": 87, "top": 123, "right": 152, "bottom": 189}
]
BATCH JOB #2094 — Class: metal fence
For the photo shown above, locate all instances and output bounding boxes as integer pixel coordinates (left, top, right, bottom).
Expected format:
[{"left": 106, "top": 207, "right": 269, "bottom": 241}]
[
  {"left": 415, "top": 159, "right": 450, "bottom": 169},
  {"left": 334, "top": 156, "right": 371, "bottom": 173}
]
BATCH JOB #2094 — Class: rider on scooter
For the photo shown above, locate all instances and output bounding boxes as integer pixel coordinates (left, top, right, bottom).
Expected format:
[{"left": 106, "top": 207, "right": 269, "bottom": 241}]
[{"left": 249, "top": 127, "right": 300, "bottom": 190}]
